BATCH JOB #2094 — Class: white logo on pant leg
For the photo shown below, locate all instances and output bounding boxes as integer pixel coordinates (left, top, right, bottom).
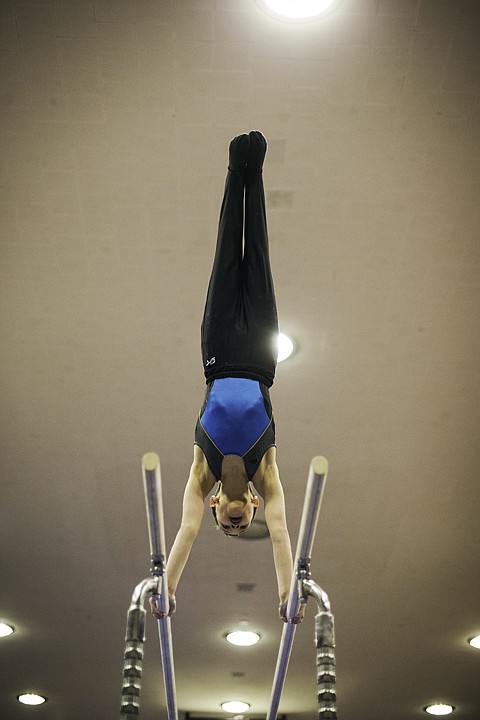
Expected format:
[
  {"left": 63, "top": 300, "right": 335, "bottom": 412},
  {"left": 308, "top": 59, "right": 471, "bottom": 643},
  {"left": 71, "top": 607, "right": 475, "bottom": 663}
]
[{"left": 206, "top": 357, "right": 216, "bottom": 367}]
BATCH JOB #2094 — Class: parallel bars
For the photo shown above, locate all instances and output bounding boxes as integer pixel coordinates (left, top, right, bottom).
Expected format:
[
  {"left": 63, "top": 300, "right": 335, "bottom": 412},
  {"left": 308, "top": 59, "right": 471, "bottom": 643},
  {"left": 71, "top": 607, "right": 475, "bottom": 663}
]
[{"left": 119, "top": 453, "right": 335, "bottom": 720}]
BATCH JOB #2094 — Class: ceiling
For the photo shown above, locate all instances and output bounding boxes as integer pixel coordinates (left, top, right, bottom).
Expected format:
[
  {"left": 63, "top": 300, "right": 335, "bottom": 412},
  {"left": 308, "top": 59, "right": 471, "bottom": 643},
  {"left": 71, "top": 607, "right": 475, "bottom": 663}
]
[{"left": 1, "top": 0, "right": 480, "bottom": 719}]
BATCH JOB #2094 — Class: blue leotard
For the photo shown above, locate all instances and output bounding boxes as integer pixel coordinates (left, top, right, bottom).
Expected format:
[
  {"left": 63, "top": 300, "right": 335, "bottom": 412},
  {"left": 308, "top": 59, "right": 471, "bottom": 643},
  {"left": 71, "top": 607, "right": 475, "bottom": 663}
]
[{"left": 194, "top": 377, "right": 275, "bottom": 480}]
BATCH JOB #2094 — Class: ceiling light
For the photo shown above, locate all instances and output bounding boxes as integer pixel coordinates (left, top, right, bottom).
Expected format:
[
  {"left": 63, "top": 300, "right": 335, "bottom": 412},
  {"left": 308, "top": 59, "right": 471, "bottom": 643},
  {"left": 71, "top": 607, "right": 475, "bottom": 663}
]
[
  {"left": 468, "top": 634, "right": 480, "bottom": 649},
  {"left": 424, "top": 704, "right": 455, "bottom": 716},
  {"left": 222, "top": 701, "right": 250, "bottom": 713},
  {"left": 277, "top": 332, "right": 294, "bottom": 362},
  {"left": 17, "top": 694, "right": 47, "bottom": 705},
  {"left": 226, "top": 630, "right": 260, "bottom": 646},
  {"left": 0, "top": 623, "right": 14, "bottom": 637},
  {"left": 258, "top": 0, "right": 336, "bottom": 20}
]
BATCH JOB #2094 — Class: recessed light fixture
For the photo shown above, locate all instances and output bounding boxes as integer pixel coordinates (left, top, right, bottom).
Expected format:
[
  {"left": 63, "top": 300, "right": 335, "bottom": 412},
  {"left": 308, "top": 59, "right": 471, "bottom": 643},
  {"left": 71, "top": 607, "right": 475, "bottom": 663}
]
[
  {"left": 468, "top": 634, "right": 480, "bottom": 649},
  {"left": 17, "top": 694, "right": 47, "bottom": 705},
  {"left": 256, "top": 0, "right": 338, "bottom": 21},
  {"left": 222, "top": 700, "right": 250, "bottom": 713},
  {"left": 0, "top": 622, "right": 14, "bottom": 637},
  {"left": 424, "top": 704, "right": 455, "bottom": 716},
  {"left": 226, "top": 630, "right": 261, "bottom": 646},
  {"left": 277, "top": 332, "right": 294, "bottom": 362}
]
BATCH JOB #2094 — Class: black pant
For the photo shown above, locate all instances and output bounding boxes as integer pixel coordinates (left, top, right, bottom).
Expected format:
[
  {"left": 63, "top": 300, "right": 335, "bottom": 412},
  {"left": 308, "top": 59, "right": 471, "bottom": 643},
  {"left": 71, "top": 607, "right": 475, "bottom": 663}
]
[{"left": 201, "top": 169, "right": 278, "bottom": 388}]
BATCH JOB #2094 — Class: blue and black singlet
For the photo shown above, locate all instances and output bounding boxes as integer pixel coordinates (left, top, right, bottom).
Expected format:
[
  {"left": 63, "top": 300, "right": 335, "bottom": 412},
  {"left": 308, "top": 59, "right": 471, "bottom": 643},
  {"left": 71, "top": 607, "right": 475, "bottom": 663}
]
[{"left": 194, "top": 377, "right": 276, "bottom": 481}]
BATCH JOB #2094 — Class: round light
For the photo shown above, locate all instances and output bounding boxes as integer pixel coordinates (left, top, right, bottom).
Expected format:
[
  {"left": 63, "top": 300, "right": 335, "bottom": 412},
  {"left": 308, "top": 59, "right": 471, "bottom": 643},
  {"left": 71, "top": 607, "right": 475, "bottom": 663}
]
[
  {"left": 17, "top": 694, "right": 47, "bottom": 705},
  {"left": 226, "top": 630, "right": 260, "bottom": 646},
  {"left": 0, "top": 623, "right": 14, "bottom": 637},
  {"left": 277, "top": 332, "right": 294, "bottom": 362},
  {"left": 424, "top": 704, "right": 455, "bottom": 716},
  {"left": 262, "top": 0, "right": 335, "bottom": 19},
  {"left": 222, "top": 701, "right": 250, "bottom": 713},
  {"left": 468, "top": 634, "right": 480, "bottom": 649}
]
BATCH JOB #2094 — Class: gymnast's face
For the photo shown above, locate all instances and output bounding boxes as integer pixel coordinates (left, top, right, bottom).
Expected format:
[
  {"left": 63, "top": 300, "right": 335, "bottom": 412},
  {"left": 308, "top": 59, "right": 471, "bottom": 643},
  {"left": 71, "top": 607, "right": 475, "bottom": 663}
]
[{"left": 216, "top": 497, "right": 256, "bottom": 536}]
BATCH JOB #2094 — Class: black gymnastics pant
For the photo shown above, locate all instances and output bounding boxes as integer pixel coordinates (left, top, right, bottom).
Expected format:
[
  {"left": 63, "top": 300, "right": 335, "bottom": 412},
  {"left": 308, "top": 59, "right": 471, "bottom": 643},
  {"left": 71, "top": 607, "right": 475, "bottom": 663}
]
[{"left": 201, "top": 169, "right": 278, "bottom": 388}]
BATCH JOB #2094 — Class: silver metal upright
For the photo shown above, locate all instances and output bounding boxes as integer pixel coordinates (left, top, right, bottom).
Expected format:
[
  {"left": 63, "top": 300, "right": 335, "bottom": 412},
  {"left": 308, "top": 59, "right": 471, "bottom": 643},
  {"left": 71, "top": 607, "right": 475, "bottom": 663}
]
[
  {"left": 120, "top": 576, "right": 160, "bottom": 719},
  {"left": 266, "top": 456, "right": 329, "bottom": 720},
  {"left": 304, "top": 579, "right": 337, "bottom": 719},
  {"left": 142, "top": 452, "right": 178, "bottom": 720},
  {"left": 119, "top": 453, "right": 178, "bottom": 720}
]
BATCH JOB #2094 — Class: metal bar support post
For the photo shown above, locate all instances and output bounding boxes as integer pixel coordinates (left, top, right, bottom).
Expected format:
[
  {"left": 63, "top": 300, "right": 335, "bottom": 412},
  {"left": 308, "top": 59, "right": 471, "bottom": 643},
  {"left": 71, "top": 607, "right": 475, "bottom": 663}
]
[
  {"left": 304, "top": 580, "right": 337, "bottom": 719},
  {"left": 266, "top": 456, "right": 333, "bottom": 720},
  {"left": 120, "top": 453, "right": 178, "bottom": 720}
]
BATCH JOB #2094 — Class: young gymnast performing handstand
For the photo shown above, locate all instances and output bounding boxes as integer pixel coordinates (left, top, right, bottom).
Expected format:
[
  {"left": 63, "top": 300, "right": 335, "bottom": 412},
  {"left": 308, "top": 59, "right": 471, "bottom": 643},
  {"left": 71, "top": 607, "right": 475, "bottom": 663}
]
[{"left": 152, "top": 131, "right": 302, "bottom": 623}]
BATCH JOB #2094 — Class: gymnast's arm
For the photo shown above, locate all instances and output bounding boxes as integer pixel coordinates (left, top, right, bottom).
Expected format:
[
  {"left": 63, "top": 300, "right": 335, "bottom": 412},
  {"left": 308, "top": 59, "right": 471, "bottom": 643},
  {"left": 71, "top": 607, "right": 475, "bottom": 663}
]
[
  {"left": 261, "top": 449, "right": 304, "bottom": 624},
  {"left": 150, "top": 446, "right": 212, "bottom": 619}
]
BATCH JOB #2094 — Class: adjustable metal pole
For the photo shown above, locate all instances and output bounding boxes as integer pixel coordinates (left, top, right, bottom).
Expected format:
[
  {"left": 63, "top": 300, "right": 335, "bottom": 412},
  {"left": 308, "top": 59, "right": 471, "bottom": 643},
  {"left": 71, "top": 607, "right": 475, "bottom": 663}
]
[
  {"left": 266, "top": 456, "right": 329, "bottom": 720},
  {"left": 142, "top": 453, "right": 178, "bottom": 720},
  {"left": 120, "top": 577, "right": 160, "bottom": 719},
  {"left": 303, "top": 580, "right": 337, "bottom": 720},
  {"left": 315, "top": 609, "right": 337, "bottom": 720},
  {"left": 119, "top": 454, "right": 178, "bottom": 719}
]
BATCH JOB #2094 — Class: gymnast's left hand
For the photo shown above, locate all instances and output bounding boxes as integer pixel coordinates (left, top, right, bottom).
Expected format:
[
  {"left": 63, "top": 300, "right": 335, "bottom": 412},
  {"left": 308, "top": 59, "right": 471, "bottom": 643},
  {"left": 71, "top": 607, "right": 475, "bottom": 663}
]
[
  {"left": 290, "top": 604, "right": 306, "bottom": 624},
  {"left": 149, "top": 594, "right": 176, "bottom": 619},
  {"left": 279, "top": 600, "right": 305, "bottom": 624}
]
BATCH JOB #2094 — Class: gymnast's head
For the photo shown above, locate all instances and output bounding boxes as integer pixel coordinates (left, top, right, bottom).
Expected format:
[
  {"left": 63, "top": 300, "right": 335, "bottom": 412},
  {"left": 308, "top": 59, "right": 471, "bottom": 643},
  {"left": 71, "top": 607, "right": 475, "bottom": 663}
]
[{"left": 210, "top": 481, "right": 259, "bottom": 537}]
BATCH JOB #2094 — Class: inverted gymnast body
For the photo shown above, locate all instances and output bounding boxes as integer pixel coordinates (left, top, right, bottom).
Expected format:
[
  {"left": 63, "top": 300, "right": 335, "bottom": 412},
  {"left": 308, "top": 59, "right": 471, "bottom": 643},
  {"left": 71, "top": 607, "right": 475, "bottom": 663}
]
[{"left": 151, "top": 132, "right": 302, "bottom": 623}]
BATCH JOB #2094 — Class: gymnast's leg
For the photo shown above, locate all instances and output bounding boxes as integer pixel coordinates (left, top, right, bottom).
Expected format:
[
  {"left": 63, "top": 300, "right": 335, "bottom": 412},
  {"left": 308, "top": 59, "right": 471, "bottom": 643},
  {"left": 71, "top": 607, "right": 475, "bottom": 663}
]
[
  {"left": 201, "top": 134, "right": 250, "bottom": 382},
  {"left": 243, "top": 131, "right": 279, "bottom": 388}
]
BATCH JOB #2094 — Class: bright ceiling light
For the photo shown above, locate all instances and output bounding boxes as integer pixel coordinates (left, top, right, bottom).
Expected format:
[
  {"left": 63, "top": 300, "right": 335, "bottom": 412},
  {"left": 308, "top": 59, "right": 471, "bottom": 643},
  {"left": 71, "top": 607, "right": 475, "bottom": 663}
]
[
  {"left": 226, "top": 630, "right": 260, "bottom": 646},
  {"left": 468, "top": 634, "right": 480, "bottom": 649},
  {"left": 17, "top": 694, "right": 47, "bottom": 705},
  {"left": 0, "top": 623, "right": 14, "bottom": 637},
  {"left": 261, "top": 0, "right": 335, "bottom": 19},
  {"left": 277, "top": 332, "right": 294, "bottom": 362},
  {"left": 222, "top": 701, "right": 250, "bottom": 713},
  {"left": 424, "top": 704, "right": 455, "bottom": 716}
]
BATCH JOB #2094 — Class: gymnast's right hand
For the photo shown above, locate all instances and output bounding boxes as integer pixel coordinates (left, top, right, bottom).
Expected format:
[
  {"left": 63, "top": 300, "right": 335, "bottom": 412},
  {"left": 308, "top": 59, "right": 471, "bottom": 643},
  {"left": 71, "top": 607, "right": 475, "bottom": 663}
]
[{"left": 149, "top": 594, "right": 176, "bottom": 619}]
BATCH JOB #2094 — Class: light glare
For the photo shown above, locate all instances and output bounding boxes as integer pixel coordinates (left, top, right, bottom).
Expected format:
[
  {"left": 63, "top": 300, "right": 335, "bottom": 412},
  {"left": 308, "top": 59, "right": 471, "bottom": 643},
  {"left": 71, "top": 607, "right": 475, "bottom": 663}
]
[
  {"left": 277, "top": 332, "right": 294, "bottom": 362},
  {"left": 222, "top": 701, "right": 250, "bottom": 713},
  {"left": 226, "top": 630, "right": 260, "bottom": 646},
  {"left": 18, "top": 694, "right": 47, "bottom": 706},
  {"left": 264, "top": 0, "right": 334, "bottom": 18},
  {"left": 425, "top": 705, "right": 454, "bottom": 716},
  {"left": 0, "top": 623, "right": 14, "bottom": 637},
  {"left": 468, "top": 634, "right": 480, "bottom": 649}
]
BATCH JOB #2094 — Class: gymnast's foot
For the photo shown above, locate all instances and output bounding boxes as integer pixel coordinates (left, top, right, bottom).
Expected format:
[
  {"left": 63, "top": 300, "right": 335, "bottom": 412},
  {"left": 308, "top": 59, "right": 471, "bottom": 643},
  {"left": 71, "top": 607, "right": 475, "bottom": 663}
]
[
  {"left": 228, "top": 133, "right": 250, "bottom": 176},
  {"left": 247, "top": 130, "right": 267, "bottom": 174}
]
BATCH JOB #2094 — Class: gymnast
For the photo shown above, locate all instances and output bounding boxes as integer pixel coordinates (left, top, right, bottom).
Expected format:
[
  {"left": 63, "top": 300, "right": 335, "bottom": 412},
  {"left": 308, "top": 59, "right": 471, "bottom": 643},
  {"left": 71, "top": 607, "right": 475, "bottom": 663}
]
[{"left": 151, "top": 131, "right": 302, "bottom": 624}]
